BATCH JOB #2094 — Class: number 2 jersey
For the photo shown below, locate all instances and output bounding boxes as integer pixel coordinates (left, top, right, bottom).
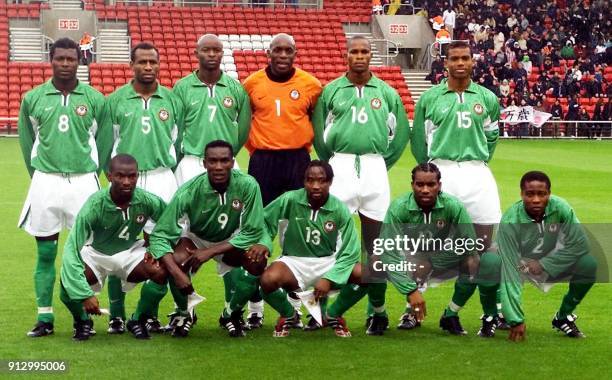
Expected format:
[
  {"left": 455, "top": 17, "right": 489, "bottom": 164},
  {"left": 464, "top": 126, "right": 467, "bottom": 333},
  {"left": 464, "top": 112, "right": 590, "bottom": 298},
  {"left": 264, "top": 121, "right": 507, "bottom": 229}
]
[
  {"left": 18, "top": 80, "right": 106, "bottom": 176},
  {"left": 148, "top": 170, "right": 265, "bottom": 259},
  {"left": 497, "top": 195, "right": 590, "bottom": 324},
  {"left": 312, "top": 74, "right": 410, "bottom": 169},
  {"left": 410, "top": 79, "right": 500, "bottom": 163},
  {"left": 60, "top": 187, "right": 166, "bottom": 300},
  {"left": 261, "top": 189, "right": 360, "bottom": 285}
]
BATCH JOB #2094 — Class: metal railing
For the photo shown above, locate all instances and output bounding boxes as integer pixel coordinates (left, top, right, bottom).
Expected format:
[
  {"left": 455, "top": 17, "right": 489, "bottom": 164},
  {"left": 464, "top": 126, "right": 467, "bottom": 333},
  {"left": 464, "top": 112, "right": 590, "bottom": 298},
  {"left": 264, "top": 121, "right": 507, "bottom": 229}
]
[
  {"left": 85, "top": 0, "right": 322, "bottom": 9},
  {"left": 500, "top": 120, "right": 612, "bottom": 139},
  {"left": 371, "top": 38, "right": 400, "bottom": 66}
]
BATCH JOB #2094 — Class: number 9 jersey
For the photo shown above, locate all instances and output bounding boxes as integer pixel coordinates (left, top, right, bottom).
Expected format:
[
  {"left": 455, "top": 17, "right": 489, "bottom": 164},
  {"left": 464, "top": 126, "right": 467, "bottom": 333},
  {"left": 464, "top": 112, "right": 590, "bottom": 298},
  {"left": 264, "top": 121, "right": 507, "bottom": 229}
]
[{"left": 18, "top": 80, "right": 106, "bottom": 176}]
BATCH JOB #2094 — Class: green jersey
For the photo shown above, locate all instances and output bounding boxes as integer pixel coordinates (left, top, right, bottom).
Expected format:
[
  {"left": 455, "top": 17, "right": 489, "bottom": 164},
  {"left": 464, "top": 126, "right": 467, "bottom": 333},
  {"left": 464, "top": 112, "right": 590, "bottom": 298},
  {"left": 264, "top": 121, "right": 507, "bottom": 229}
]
[
  {"left": 411, "top": 80, "right": 500, "bottom": 163},
  {"left": 262, "top": 189, "right": 360, "bottom": 285},
  {"left": 18, "top": 80, "right": 106, "bottom": 176},
  {"left": 312, "top": 74, "right": 410, "bottom": 169},
  {"left": 173, "top": 71, "right": 251, "bottom": 157},
  {"left": 149, "top": 170, "right": 264, "bottom": 259},
  {"left": 497, "top": 195, "right": 589, "bottom": 324},
  {"left": 380, "top": 192, "right": 476, "bottom": 295},
  {"left": 98, "top": 83, "right": 182, "bottom": 172},
  {"left": 60, "top": 187, "right": 166, "bottom": 300}
]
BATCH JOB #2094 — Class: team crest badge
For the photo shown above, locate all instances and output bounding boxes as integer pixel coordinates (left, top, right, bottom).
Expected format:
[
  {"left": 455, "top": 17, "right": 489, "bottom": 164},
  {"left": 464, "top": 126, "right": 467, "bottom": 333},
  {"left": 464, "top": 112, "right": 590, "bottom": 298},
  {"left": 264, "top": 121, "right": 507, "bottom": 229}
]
[
  {"left": 473, "top": 103, "right": 484, "bottom": 115},
  {"left": 136, "top": 214, "right": 146, "bottom": 224},
  {"left": 223, "top": 96, "right": 234, "bottom": 108},
  {"left": 158, "top": 109, "right": 169, "bottom": 121},
  {"left": 436, "top": 219, "right": 446, "bottom": 229},
  {"left": 75, "top": 105, "right": 88, "bottom": 116},
  {"left": 323, "top": 221, "right": 336, "bottom": 233},
  {"left": 290, "top": 89, "right": 300, "bottom": 100},
  {"left": 371, "top": 98, "right": 382, "bottom": 109},
  {"left": 231, "top": 199, "right": 243, "bottom": 211},
  {"left": 549, "top": 224, "right": 558, "bottom": 233}
]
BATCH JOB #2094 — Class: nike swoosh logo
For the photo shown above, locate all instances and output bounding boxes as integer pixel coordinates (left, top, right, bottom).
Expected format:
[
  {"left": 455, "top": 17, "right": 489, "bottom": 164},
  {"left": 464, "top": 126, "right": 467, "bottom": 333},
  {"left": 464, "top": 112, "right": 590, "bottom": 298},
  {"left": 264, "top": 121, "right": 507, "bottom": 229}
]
[
  {"left": 338, "top": 101, "right": 346, "bottom": 106},
  {"left": 441, "top": 107, "right": 449, "bottom": 114},
  {"left": 191, "top": 101, "right": 199, "bottom": 105},
  {"left": 44, "top": 106, "right": 53, "bottom": 111},
  {"left": 124, "top": 112, "right": 133, "bottom": 117}
]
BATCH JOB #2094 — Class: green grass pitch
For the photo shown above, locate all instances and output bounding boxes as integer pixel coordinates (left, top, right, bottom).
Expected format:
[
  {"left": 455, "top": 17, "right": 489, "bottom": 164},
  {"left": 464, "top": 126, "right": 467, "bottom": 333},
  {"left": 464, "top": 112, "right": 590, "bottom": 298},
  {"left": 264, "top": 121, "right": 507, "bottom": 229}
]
[{"left": 0, "top": 138, "right": 610, "bottom": 379}]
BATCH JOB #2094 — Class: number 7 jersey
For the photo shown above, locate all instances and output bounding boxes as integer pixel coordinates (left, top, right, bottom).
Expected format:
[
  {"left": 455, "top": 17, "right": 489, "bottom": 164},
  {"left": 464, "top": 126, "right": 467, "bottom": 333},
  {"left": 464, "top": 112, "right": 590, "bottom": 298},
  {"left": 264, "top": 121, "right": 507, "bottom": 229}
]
[
  {"left": 410, "top": 79, "right": 500, "bottom": 163},
  {"left": 18, "top": 80, "right": 106, "bottom": 176}
]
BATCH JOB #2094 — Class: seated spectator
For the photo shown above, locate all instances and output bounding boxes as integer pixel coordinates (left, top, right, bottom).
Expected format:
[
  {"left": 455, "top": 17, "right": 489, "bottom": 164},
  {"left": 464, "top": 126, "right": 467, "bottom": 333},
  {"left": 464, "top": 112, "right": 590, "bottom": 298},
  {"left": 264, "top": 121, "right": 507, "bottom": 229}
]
[
  {"left": 507, "top": 14, "right": 518, "bottom": 29},
  {"left": 560, "top": 41, "right": 575, "bottom": 59},
  {"left": 550, "top": 99, "right": 563, "bottom": 120},
  {"left": 494, "top": 29, "right": 505, "bottom": 52}
]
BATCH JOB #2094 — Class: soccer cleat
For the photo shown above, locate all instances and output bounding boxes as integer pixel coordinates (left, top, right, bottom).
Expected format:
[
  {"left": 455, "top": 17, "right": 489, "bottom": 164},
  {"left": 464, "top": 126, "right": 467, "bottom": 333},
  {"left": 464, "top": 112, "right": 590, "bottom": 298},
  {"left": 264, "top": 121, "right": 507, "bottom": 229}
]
[
  {"left": 552, "top": 314, "right": 585, "bottom": 338},
  {"left": 366, "top": 315, "right": 389, "bottom": 336},
  {"left": 439, "top": 315, "right": 467, "bottom": 335},
  {"left": 165, "top": 310, "right": 198, "bottom": 332},
  {"left": 397, "top": 312, "right": 421, "bottom": 330},
  {"left": 327, "top": 316, "right": 351, "bottom": 338},
  {"left": 126, "top": 319, "right": 151, "bottom": 340},
  {"left": 496, "top": 315, "right": 511, "bottom": 330},
  {"left": 145, "top": 317, "right": 164, "bottom": 333},
  {"left": 219, "top": 313, "right": 247, "bottom": 338},
  {"left": 27, "top": 321, "right": 54, "bottom": 338},
  {"left": 303, "top": 314, "right": 324, "bottom": 331},
  {"left": 477, "top": 315, "right": 498, "bottom": 338},
  {"left": 72, "top": 319, "right": 94, "bottom": 341},
  {"left": 289, "top": 310, "right": 303, "bottom": 329},
  {"left": 171, "top": 315, "right": 194, "bottom": 338},
  {"left": 273, "top": 312, "right": 300, "bottom": 338},
  {"left": 246, "top": 312, "right": 264, "bottom": 330},
  {"left": 107, "top": 317, "right": 125, "bottom": 334}
]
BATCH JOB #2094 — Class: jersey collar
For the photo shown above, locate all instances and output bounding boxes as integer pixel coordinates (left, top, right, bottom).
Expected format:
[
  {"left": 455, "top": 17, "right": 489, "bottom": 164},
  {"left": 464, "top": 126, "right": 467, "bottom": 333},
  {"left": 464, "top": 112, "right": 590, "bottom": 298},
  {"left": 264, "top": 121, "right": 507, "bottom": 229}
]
[
  {"left": 406, "top": 192, "right": 444, "bottom": 212},
  {"left": 296, "top": 188, "right": 334, "bottom": 212},
  {"left": 125, "top": 81, "right": 165, "bottom": 99},
  {"left": 191, "top": 71, "right": 229, "bottom": 87},
  {"left": 44, "top": 78, "right": 86, "bottom": 95},
  {"left": 441, "top": 78, "right": 478, "bottom": 94},
  {"left": 337, "top": 72, "right": 380, "bottom": 88}
]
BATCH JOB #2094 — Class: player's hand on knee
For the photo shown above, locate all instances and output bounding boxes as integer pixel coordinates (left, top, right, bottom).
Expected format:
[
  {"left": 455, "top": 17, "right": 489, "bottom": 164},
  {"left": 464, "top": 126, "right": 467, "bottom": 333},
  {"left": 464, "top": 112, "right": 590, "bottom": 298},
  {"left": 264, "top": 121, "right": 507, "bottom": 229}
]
[
  {"left": 83, "top": 296, "right": 101, "bottom": 315},
  {"left": 183, "top": 247, "right": 213, "bottom": 273},
  {"left": 143, "top": 252, "right": 160, "bottom": 268},
  {"left": 245, "top": 244, "right": 269, "bottom": 263},
  {"left": 508, "top": 323, "right": 526, "bottom": 342},
  {"left": 408, "top": 290, "right": 426, "bottom": 322},
  {"left": 314, "top": 278, "right": 332, "bottom": 301}
]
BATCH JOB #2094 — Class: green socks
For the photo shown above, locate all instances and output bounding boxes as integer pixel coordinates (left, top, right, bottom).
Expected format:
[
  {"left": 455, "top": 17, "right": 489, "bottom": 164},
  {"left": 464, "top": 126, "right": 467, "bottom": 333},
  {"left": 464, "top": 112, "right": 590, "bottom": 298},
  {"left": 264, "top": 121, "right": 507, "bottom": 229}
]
[
  {"left": 367, "top": 282, "right": 388, "bottom": 316},
  {"left": 133, "top": 280, "right": 168, "bottom": 321},
  {"left": 262, "top": 288, "right": 294, "bottom": 318},
  {"left": 107, "top": 276, "right": 126, "bottom": 320},
  {"left": 443, "top": 277, "right": 477, "bottom": 317},
  {"left": 59, "top": 284, "right": 88, "bottom": 322},
  {"left": 223, "top": 269, "right": 259, "bottom": 317},
  {"left": 35, "top": 240, "right": 58, "bottom": 323},
  {"left": 327, "top": 284, "right": 367, "bottom": 318}
]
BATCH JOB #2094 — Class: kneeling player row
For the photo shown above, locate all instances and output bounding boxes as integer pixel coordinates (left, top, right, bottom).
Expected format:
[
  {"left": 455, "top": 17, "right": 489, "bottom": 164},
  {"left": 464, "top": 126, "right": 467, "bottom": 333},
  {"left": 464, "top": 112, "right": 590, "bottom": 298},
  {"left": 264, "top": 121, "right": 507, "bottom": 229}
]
[{"left": 58, "top": 143, "right": 597, "bottom": 341}]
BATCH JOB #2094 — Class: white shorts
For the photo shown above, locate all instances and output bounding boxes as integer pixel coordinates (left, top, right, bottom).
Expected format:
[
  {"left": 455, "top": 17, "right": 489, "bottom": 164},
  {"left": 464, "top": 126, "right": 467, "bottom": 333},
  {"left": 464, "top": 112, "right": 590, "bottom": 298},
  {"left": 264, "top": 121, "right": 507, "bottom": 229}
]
[
  {"left": 137, "top": 167, "right": 178, "bottom": 233},
  {"left": 18, "top": 171, "right": 100, "bottom": 236},
  {"left": 277, "top": 255, "right": 336, "bottom": 291},
  {"left": 329, "top": 153, "right": 390, "bottom": 221},
  {"left": 80, "top": 240, "right": 146, "bottom": 293},
  {"left": 183, "top": 231, "right": 237, "bottom": 277},
  {"left": 432, "top": 159, "right": 501, "bottom": 224},
  {"left": 174, "top": 155, "right": 240, "bottom": 186}
]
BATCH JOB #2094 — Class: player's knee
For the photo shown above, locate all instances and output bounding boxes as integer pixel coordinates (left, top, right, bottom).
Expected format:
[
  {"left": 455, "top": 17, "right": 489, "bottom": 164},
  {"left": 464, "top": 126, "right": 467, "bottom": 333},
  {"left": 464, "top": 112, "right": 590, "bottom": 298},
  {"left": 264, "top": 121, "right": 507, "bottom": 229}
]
[
  {"left": 348, "top": 263, "right": 363, "bottom": 284},
  {"left": 242, "top": 256, "right": 266, "bottom": 277},
  {"left": 575, "top": 254, "right": 598, "bottom": 278},
  {"left": 260, "top": 269, "right": 280, "bottom": 294},
  {"left": 148, "top": 265, "right": 168, "bottom": 285},
  {"left": 478, "top": 252, "right": 501, "bottom": 283},
  {"left": 460, "top": 254, "right": 480, "bottom": 275}
]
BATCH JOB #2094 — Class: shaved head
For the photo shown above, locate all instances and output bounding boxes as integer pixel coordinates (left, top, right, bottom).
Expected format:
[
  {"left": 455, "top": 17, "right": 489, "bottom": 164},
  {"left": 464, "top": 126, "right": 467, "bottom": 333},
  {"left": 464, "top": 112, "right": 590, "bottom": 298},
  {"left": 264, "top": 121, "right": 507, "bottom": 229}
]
[
  {"left": 197, "top": 33, "right": 222, "bottom": 48},
  {"left": 270, "top": 33, "right": 296, "bottom": 49},
  {"left": 347, "top": 35, "right": 371, "bottom": 50},
  {"left": 110, "top": 153, "right": 138, "bottom": 172}
]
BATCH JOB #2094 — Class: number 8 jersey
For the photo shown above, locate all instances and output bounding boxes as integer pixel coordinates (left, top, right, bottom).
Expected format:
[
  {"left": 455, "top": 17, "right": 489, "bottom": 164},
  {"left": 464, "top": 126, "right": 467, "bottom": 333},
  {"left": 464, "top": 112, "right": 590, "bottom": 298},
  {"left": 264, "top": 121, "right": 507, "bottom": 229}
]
[
  {"left": 18, "top": 80, "right": 106, "bottom": 176},
  {"left": 410, "top": 79, "right": 500, "bottom": 164}
]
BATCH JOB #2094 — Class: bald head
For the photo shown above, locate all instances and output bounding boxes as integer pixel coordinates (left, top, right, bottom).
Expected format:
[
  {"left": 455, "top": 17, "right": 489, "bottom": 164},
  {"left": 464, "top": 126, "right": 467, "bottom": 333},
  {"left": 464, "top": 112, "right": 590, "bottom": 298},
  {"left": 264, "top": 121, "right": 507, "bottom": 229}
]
[
  {"left": 197, "top": 34, "right": 222, "bottom": 49},
  {"left": 347, "top": 35, "right": 371, "bottom": 50},
  {"left": 270, "top": 33, "right": 296, "bottom": 49}
]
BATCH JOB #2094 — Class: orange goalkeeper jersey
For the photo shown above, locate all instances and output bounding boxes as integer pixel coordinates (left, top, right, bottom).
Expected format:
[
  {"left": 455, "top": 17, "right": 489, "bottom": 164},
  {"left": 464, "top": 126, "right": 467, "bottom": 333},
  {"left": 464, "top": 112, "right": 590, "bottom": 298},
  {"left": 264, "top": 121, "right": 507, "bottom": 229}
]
[{"left": 243, "top": 68, "right": 322, "bottom": 153}]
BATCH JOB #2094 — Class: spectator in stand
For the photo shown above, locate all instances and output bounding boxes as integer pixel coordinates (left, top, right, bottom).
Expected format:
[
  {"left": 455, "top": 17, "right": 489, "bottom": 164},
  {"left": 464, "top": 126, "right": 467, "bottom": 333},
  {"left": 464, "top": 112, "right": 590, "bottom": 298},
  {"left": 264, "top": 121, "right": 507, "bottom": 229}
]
[
  {"left": 427, "top": 55, "right": 445, "bottom": 84},
  {"left": 550, "top": 99, "right": 563, "bottom": 120},
  {"left": 519, "top": 14, "right": 529, "bottom": 30},
  {"left": 442, "top": 4, "right": 456, "bottom": 39},
  {"left": 578, "top": 108, "right": 593, "bottom": 138},
  {"left": 566, "top": 95, "right": 580, "bottom": 120},
  {"left": 494, "top": 29, "right": 505, "bottom": 52},
  {"left": 560, "top": 41, "right": 575, "bottom": 59},
  {"left": 592, "top": 97, "right": 605, "bottom": 139},
  {"left": 499, "top": 79, "right": 511, "bottom": 98},
  {"left": 583, "top": 76, "right": 602, "bottom": 98},
  {"left": 372, "top": 0, "right": 383, "bottom": 15},
  {"left": 507, "top": 14, "right": 518, "bottom": 30}
]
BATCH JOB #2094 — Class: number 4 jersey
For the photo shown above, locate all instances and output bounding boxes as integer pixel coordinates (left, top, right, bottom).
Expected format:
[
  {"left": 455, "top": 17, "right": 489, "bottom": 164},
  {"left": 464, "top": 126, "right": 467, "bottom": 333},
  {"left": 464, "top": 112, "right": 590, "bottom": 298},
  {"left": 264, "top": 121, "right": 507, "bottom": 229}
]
[
  {"left": 18, "top": 80, "right": 106, "bottom": 176},
  {"left": 410, "top": 79, "right": 500, "bottom": 164},
  {"left": 60, "top": 187, "right": 166, "bottom": 300}
]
